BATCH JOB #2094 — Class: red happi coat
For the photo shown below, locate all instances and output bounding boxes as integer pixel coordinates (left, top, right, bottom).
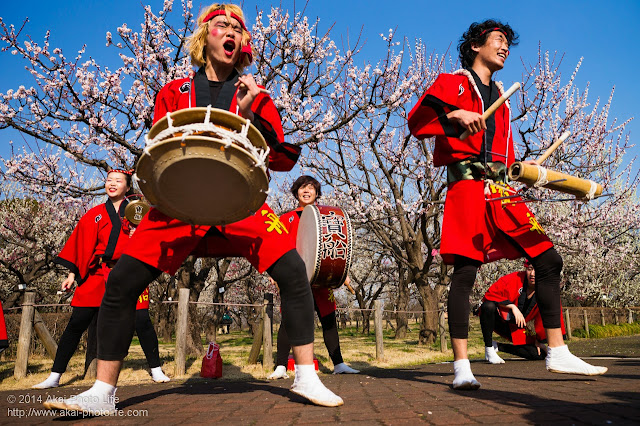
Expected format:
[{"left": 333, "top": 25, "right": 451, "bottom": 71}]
[
  {"left": 407, "top": 70, "right": 553, "bottom": 264},
  {"left": 55, "top": 201, "right": 129, "bottom": 307},
  {"left": 0, "top": 300, "right": 7, "bottom": 351},
  {"left": 124, "top": 68, "right": 300, "bottom": 275},
  {"left": 55, "top": 200, "right": 151, "bottom": 309},
  {"left": 408, "top": 69, "right": 515, "bottom": 168},
  {"left": 483, "top": 271, "right": 565, "bottom": 345},
  {"left": 280, "top": 207, "right": 337, "bottom": 318}
]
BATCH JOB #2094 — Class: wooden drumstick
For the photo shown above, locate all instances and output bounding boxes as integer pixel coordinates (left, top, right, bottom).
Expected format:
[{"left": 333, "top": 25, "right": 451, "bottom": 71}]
[
  {"left": 343, "top": 279, "right": 356, "bottom": 295},
  {"left": 460, "top": 82, "right": 521, "bottom": 140},
  {"left": 238, "top": 83, "right": 269, "bottom": 95},
  {"left": 536, "top": 131, "right": 570, "bottom": 165}
]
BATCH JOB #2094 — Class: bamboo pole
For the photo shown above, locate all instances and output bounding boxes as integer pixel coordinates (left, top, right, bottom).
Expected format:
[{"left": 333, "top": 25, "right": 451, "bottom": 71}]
[
  {"left": 508, "top": 162, "right": 603, "bottom": 199},
  {"left": 174, "top": 288, "right": 190, "bottom": 377},
  {"left": 14, "top": 292, "right": 35, "bottom": 380}
]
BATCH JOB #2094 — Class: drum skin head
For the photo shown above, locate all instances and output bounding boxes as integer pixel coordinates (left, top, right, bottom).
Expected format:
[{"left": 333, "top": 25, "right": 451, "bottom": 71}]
[
  {"left": 136, "top": 135, "right": 269, "bottom": 226},
  {"left": 124, "top": 200, "right": 151, "bottom": 225},
  {"left": 297, "top": 205, "right": 353, "bottom": 289},
  {"left": 148, "top": 107, "right": 267, "bottom": 151}
]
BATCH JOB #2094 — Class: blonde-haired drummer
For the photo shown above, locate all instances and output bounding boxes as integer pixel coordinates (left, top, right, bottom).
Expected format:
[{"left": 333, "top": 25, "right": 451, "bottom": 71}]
[
  {"left": 48, "top": 3, "right": 342, "bottom": 415},
  {"left": 187, "top": 3, "right": 254, "bottom": 71},
  {"left": 269, "top": 175, "right": 359, "bottom": 379}
]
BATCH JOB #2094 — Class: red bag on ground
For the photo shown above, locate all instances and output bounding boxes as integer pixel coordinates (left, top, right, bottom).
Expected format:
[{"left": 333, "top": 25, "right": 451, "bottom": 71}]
[{"left": 200, "top": 342, "right": 223, "bottom": 378}]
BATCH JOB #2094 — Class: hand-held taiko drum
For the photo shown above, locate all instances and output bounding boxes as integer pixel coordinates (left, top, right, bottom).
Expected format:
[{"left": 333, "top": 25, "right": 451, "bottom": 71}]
[
  {"left": 136, "top": 107, "right": 270, "bottom": 226},
  {"left": 124, "top": 195, "right": 151, "bottom": 226},
  {"left": 297, "top": 205, "right": 353, "bottom": 289}
]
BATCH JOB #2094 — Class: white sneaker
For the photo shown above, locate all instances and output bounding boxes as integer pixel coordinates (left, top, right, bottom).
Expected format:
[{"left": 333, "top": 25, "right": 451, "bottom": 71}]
[
  {"left": 546, "top": 345, "right": 607, "bottom": 376},
  {"left": 485, "top": 345, "right": 505, "bottom": 364},
  {"left": 268, "top": 365, "right": 289, "bottom": 380},
  {"left": 290, "top": 365, "right": 343, "bottom": 407},
  {"left": 452, "top": 359, "right": 481, "bottom": 390},
  {"left": 333, "top": 362, "right": 360, "bottom": 374},
  {"left": 43, "top": 388, "right": 117, "bottom": 416},
  {"left": 32, "top": 372, "right": 61, "bottom": 389},
  {"left": 151, "top": 367, "right": 170, "bottom": 383}
]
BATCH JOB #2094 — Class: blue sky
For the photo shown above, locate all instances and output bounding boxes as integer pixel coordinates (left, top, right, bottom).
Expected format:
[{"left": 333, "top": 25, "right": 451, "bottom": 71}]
[{"left": 1, "top": 0, "right": 639, "bottom": 164}]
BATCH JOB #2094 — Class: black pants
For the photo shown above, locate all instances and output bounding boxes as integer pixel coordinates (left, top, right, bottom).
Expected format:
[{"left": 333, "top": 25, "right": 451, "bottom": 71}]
[
  {"left": 479, "top": 300, "right": 546, "bottom": 361},
  {"left": 448, "top": 247, "right": 563, "bottom": 339},
  {"left": 135, "top": 309, "right": 161, "bottom": 368},
  {"left": 97, "top": 250, "right": 314, "bottom": 360},
  {"left": 479, "top": 300, "right": 513, "bottom": 347},
  {"left": 276, "top": 302, "right": 344, "bottom": 367},
  {"left": 52, "top": 307, "right": 99, "bottom": 373},
  {"left": 53, "top": 306, "right": 162, "bottom": 372}
]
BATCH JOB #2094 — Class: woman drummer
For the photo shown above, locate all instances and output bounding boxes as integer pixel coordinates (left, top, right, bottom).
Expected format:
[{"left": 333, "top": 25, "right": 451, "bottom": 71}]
[
  {"left": 269, "top": 175, "right": 359, "bottom": 379},
  {"left": 50, "top": 3, "right": 342, "bottom": 414},
  {"left": 33, "top": 169, "right": 169, "bottom": 389}
]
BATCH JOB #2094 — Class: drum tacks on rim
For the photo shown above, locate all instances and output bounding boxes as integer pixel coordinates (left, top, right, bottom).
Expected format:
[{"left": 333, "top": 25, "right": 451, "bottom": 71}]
[
  {"left": 296, "top": 205, "right": 353, "bottom": 290},
  {"left": 136, "top": 107, "right": 270, "bottom": 226}
]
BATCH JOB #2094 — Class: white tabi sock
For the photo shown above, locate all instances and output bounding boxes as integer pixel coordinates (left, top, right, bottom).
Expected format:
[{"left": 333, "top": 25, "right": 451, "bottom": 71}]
[
  {"left": 151, "top": 366, "right": 170, "bottom": 383},
  {"left": 291, "top": 364, "right": 343, "bottom": 407},
  {"left": 32, "top": 372, "right": 61, "bottom": 389},
  {"left": 546, "top": 345, "right": 607, "bottom": 376},
  {"left": 452, "top": 359, "right": 481, "bottom": 390},
  {"left": 485, "top": 346, "right": 505, "bottom": 364}
]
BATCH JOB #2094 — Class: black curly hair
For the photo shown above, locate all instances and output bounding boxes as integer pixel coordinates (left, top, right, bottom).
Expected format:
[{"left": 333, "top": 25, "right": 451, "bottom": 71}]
[
  {"left": 458, "top": 20, "right": 519, "bottom": 69},
  {"left": 290, "top": 175, "right": 322, "bottom": 200}
]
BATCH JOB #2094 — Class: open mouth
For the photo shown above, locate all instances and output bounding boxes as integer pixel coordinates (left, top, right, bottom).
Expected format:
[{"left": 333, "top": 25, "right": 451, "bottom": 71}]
[
  {"left": 497, "top": 52, "right": 507, "bottom": 60},
  {"left": 223, "top": 40, "right": 236, "bottom": 56}
]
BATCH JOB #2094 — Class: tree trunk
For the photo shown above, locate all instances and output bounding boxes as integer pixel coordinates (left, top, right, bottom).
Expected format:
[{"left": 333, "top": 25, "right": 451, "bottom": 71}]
[
  {"left": 361, "top": 310, "right": 371, "bottom": 334},
  {"left": 394, "top": 277, "right": 410, "bottom": 339},
  {"left": 417, "top": 284, "right": 445, "bottom": 345}
]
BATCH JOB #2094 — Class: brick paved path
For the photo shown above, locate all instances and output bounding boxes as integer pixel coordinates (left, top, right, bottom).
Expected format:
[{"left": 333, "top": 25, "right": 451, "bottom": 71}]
[{"left": 2, "top": 336, "right": 639, "bottom": 424}]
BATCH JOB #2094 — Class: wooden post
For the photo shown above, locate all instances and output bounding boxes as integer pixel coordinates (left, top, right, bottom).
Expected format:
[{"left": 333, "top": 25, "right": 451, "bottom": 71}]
[
  {"left": 262, "top": 294, "right": 273, "bottom": 370},
  {"left": 14, "top": 292, "right": 35, "bottom": 380},
  {"left": 438, "top": 303, "right": 447, "bottom": 352},
  {"left": 629, "top": 309, "right": 634, "bottom": 324},
  {"left": 614, "top": 310, "right": 619, "bottom": 325},
  {"left": 583, "top": 310, "right": 589, "bottom": 337},
  {"left": 600, "top": 309, "right": 606, "bottom": 327},
  {"left": 374, "top": 301, "right": 384, "bottom": 361},
  {"left": 32, "top": 310, "right": 58, "bottom": 360},
  {"left": 248, "top": 308, "right": 264, "bottom": 364},
  {"left": 174, "top": 288, "right": 190, "bottom": 377},
  {"left": 564, "top": 309, "right": 572, "bottom": 340}
]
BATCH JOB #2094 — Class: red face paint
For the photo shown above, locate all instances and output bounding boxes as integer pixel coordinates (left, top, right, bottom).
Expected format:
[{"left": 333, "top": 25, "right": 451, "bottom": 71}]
[{"left": 210, "top": 28, "right": 221, "bottom": 37}]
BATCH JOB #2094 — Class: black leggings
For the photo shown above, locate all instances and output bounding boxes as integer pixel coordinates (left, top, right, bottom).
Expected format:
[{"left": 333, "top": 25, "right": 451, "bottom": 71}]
[
  {"left": 98, "top": 250, "right": 314, "bottom": 360},
  {"left": 136, "top": 309, "right": 161, "bottom": 368},
  {"left": 53, "top": 306, "right": 162, "bottom": 372},
  {"left": 276, "top": 303, "right": 343, "bottom": 367},
  {"left": 448, "top": 247, "right": 563, "bottom": 339},
  {"left": 497, "top": 342, "right": 546, "bottom": 360},
  {"left": 53, "top": 306, "right": 99, "bottom": 373},
  {"left": 479, "top": 301, "right": 512, "bottom": 347}
]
